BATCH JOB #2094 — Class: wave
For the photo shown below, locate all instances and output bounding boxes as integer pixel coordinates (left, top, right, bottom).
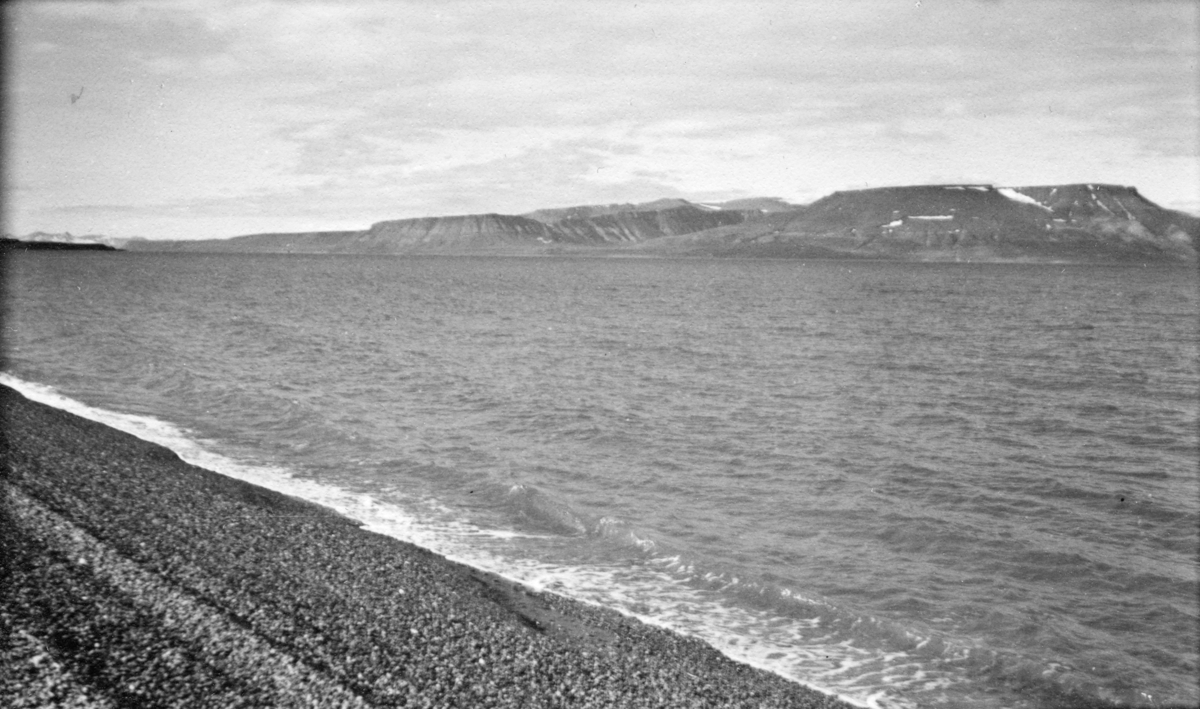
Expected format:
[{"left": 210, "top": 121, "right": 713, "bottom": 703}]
[
  {"left": 0, "top": 373, "right": 870, "bottom": 707},
  {"left": 504, "top": 483, "right": 591, "bottom": 536},
  {"left": 1, "top": 372, "right": 1163, "bottom": 709}
]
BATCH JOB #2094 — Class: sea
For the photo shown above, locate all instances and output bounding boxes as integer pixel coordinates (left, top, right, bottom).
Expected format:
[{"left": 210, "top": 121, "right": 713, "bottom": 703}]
[{"left": 2, "top": 251, "right": 1197, "bottom": 709}]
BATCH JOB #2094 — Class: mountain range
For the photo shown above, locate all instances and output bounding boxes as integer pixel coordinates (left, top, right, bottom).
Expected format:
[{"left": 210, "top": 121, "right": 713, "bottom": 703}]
[{"left": 80, "top": 184, "right": 1200, "bottom": 263}]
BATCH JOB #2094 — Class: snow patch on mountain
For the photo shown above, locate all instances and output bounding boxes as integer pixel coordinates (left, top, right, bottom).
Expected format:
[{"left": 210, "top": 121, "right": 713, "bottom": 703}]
[{"left": 998, "top": 188, "right": 1053, "bottom": 211}]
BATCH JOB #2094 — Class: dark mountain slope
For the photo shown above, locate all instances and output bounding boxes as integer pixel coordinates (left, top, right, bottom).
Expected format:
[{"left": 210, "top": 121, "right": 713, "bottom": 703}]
[
  {"left": 797, "top": 185, "right": 1046, "bottom": 231},
  {"left": 637, "top": 184, "right": 1197, "bottom": 263},
  {"left": 1012, "top": 184, "right": 1199, "bottom": 249}
]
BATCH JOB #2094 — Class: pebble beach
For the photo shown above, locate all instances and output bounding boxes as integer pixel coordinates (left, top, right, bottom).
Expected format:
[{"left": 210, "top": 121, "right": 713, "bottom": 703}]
[{"left": 0, "top": 384, "right": 855, "bottom": 708}]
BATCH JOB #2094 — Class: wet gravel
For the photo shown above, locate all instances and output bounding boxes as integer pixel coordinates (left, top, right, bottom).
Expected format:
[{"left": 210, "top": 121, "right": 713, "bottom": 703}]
[{"left": 1, "top": 385, "right": 855, "bottom": 708}]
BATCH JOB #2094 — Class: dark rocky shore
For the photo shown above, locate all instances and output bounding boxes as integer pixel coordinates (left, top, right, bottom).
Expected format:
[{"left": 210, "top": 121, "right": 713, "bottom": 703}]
[{"left": 0, "top": 385, "right": 854, "bottom": 708}]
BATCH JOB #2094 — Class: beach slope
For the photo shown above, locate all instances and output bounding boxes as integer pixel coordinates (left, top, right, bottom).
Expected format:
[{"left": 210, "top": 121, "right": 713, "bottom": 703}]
[{"left": 0, "top": 384, "right": 852, "bottom": 708}]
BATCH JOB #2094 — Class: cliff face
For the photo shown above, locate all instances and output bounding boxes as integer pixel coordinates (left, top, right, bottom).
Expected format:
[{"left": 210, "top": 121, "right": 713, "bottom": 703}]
[
  {"left": 548, "top": 205, "right": 745, "bottom": 242},
  {"left": 363, "top": 214, "right": 558, "bottom": 248}
]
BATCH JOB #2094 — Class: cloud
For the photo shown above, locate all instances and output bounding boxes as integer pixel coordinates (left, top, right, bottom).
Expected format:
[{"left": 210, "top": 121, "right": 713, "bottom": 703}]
[
  {"left": 5, "top": 0, "right": 1197, "bottom": 237},
  {"left": 40, "top": 203, "right": 144, "bottom": 214}
]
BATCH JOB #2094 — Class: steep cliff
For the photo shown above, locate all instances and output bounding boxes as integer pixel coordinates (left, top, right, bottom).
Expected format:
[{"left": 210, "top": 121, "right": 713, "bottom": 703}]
[
  {"left": 362, "top": 214, "right": 559, "bottom": 249},
  {"left": 548, "top": 204, "right": 745, "bottom": 242}
]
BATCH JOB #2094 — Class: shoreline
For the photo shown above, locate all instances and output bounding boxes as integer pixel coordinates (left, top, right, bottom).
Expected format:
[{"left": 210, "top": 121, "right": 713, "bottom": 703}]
[
  {"left": 114, "top": 245, "right": 1197, "bottom": 267},
  {"left": 0, "top": 384, "right": 855, "bottom": 708}
]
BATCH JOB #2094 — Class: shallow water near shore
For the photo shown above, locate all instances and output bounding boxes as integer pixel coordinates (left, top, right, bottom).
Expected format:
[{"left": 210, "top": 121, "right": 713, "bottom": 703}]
[{"left": 4, "top": 252, "right": 1198, "bottom": 708}]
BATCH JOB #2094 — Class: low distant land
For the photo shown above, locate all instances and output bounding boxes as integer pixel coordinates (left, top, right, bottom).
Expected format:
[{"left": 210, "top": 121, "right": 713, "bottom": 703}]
[
  {"left": 17, "top": 183, "right": 1200, "bottom": 264},
  {"left": 0, "top": 236, "right": 119, "bottom": 253}
]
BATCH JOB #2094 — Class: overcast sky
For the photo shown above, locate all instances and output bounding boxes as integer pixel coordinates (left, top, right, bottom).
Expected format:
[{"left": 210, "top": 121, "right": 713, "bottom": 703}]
[{"left": 4, "top": 0, "right": 1197, "bottom": 240}]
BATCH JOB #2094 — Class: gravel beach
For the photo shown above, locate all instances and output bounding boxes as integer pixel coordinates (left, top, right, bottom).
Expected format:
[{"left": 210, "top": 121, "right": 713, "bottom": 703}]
[{"left": 0, "top": 384, "right": 855, "bottom": 708}]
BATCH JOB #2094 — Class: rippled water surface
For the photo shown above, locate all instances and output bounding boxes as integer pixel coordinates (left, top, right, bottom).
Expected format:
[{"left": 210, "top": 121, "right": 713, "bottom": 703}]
[{"left": 4, "top": 252, "right": 1198, "bottom": 708}]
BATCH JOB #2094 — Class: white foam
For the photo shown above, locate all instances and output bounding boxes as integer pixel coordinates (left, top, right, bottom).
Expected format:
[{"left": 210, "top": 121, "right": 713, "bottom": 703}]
[
  {"left": 909, "top": 215, "right": 954, "bottom": 221},
  {"left": 3, "top": 372, "right": 941, "bottom": 709}
]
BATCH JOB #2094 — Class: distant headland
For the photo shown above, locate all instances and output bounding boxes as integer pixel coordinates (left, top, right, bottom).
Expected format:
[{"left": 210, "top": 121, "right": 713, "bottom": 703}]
[{"left": 0, "top": 236, "right": 120, "bottom": 253}]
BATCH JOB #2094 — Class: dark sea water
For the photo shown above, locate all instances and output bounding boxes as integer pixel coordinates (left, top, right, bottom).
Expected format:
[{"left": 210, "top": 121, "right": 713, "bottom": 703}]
[{"left": 3, "top": 252, "right": 1198, "bottom": 709}]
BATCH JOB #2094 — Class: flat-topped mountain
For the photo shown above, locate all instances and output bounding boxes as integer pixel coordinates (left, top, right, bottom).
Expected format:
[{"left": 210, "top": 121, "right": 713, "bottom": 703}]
[
  {"left": 804, "top": 184, "right": 1047, "bottom": 229},
  {"left": 639, "top": 184, "right": 1197, "bottom": 263},
  {"left": 124, "top": 184, "right": 1197, "bottom": 263}
]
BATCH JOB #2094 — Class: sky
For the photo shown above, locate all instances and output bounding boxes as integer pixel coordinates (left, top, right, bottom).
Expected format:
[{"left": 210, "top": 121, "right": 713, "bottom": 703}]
[{"left": 4, "top": 0, "right": 1198, "bottom": 241}]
